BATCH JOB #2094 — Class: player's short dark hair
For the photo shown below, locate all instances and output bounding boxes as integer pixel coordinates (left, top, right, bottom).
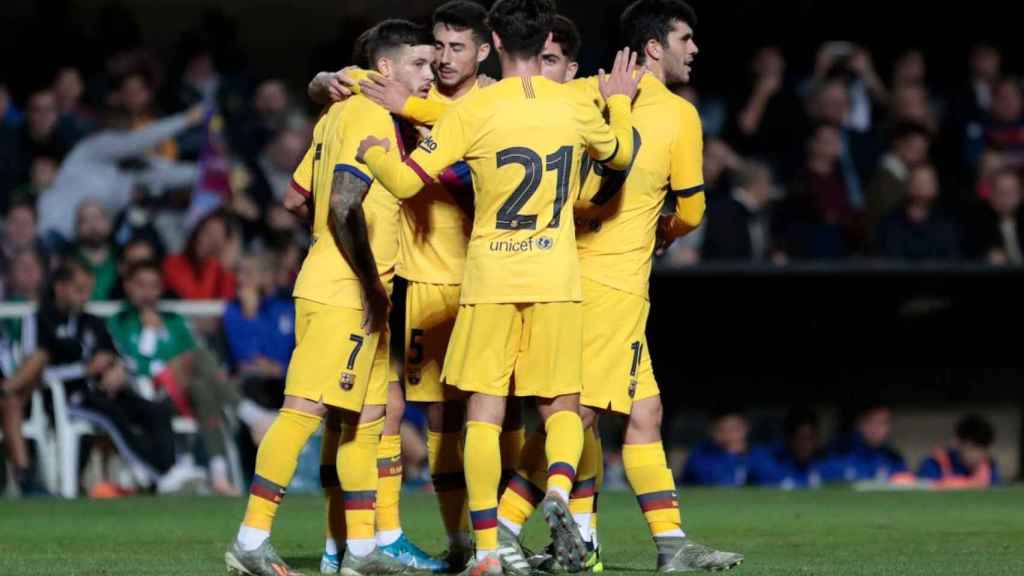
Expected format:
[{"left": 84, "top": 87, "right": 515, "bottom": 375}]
[
  {"left": 433, "top": 1, "right": 491, "bottom": 46},
  {"left": 621, "top": 0, "right": 698, "bottom": 65},
  {"left": 352, "top": 27, "right": 375, "bottom": 69},
  {"left": 487, "top": 0, "right": 556, "bottom": 60},
  {"left": 551, "top": 15, "right": 581, "bottom": 62},
  {"left": 363, "top": 19, "right": 435, "bottom": 68},
  {"left": 956, "top": 414, "right": 995, "bottom": 448}
]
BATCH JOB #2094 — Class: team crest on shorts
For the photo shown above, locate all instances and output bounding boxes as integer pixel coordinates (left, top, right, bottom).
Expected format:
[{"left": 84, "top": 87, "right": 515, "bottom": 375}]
[
  {"left": 340, "top": 373, "right": 356, "bottom": 391},
  {"left": 628, "top": 379, "right": 638, "bottom": 399}
]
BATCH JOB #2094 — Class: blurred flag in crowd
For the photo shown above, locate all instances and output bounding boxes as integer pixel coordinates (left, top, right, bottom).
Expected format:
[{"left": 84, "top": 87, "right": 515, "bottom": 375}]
[{"left": 185, "top": 107, "right": 231, "bottom": 230}]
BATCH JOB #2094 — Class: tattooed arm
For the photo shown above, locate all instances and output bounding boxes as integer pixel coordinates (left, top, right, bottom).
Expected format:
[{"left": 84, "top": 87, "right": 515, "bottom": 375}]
[{"left": 327, "top": 171, "right": 390, "bottom": 333}]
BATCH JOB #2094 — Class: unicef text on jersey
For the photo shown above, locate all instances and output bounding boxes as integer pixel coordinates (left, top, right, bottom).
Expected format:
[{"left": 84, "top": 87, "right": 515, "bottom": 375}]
[{"left": 488, "top": 236, "right": 555, "bottom": 253}]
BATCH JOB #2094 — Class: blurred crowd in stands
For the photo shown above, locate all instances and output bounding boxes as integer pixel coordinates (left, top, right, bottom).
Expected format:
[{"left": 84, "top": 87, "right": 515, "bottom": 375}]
[
  {"left": 0, "top": 5, "right": 1018, "bottom": 497},
  {"left": 675, "top": 405, "right": 1000, "bottom": 490}
]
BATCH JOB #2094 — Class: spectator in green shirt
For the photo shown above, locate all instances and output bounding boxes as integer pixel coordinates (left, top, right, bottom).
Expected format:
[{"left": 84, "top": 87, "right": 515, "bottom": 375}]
[{"left": 108, "top": 259, "right": 272, "bottom": 496}]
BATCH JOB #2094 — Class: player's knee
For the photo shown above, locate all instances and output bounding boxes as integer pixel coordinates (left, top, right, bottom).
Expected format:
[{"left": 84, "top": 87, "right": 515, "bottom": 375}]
[
  {"left": 386, "top": 385, "right": 406, "bottom": 421},
  {"left": 467, "top": 393, "right": 506, "bottom": 425},
  {"left": 282, "top": 395, "right": 329, "bottom": 419},
  {"left": 628, "top": 396, "right": 663, "bottom": 437},
  {"left": 359, "top": 404, "right": 387, "bottom": 424},
  {"left": 536, "top": 394, "right": 579, "bottom": 420},
  {"left": 579, "top": 405, "right": 598, "bottom": 429}
]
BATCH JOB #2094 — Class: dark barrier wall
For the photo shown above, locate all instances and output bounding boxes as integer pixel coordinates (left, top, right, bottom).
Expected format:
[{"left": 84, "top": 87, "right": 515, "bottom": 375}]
[{"left": 648, "top": 264, "right": 1024, "bottom": 410}]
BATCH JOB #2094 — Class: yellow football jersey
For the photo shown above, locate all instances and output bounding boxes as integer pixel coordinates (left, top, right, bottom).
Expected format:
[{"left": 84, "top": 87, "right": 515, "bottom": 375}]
[
  {"left": 291, "top": 96, "right": 403, "bottom": 309},
  {"left": 395, "top": 83, "right": 478, "bottom": 285},
  {"left": 364, "top": 75, "right": 634, "bottom": 305},
  {"left": 574, "top": 74, "right": 705, "bottom": 298}
]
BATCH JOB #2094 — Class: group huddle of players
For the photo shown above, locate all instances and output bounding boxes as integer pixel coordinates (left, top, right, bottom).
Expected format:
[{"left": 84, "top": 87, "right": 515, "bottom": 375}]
[{"left": 224, "top": 1, "right": 744, "bottom": 575}]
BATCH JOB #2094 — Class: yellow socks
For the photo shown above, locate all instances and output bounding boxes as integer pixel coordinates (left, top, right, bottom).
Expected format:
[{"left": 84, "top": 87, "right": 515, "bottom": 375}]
[
  {"left": 623, "top": 442, "right": 685, "bottom": 539},
  {"left": 497, "top": 431, "right": 546, "bottom": 535},
  {"left": 375, "top": 434, "right": 404, "bottom": 545},
  {"left": 569, "top": 426, "right": 601, "bottom": 542},
  {"left": 544, "top": 411, "right": 584, "bottom": 502},
  {"left": 339, "top": 417, "right": 386, "bottom": 556},
  {"left": 465, "top": 421, "right": 502, "bottom": 553},
  {"left": 239, "top": 409, "right": 322, "bottom": 550},
  {"left": 499, "top": 427, "right": 526, "bottom": 491},
  {"left": 427, "top": 430, "right": 470, "bottom": 541}
]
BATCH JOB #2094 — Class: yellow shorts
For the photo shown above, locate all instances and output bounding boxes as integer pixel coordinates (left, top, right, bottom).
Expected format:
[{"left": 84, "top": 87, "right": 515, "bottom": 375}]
[
  {"left": 442, "top": 301, "right": 582, "bottom": 398},
  {"left": 285, "top": 298, "right": 389, "bottom": 412},
  {"left": 404, "top": 282, "right": 461, "bottom": 403},
  {"left": 579, "top": 278, "right": 658, "bottom": 415}
]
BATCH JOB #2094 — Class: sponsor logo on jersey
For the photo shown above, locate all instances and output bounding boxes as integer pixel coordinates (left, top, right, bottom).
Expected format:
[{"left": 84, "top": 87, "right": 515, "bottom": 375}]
[
  {"left": 418, "top": 137, "right": 438, "bottom": 153},
  {"left": 488, "top": 237, "right": 556, "bottom": 253}
]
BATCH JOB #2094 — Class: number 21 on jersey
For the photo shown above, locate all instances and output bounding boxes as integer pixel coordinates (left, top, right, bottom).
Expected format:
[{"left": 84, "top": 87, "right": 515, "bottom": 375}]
[{"left": 495, "top": 145, "right": 573, "bottom": 230}]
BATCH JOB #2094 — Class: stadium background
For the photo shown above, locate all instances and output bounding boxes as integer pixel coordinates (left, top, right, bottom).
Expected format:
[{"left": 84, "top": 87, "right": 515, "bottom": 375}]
[
  {"left": 1, "top": 0, "right": 1022, "bottom": 490},
  {"left": 2, "top": 2, "right": 1024, "bottom": 575}
]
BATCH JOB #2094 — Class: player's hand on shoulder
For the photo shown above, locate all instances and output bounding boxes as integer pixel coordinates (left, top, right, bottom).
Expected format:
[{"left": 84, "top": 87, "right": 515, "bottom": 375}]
[
  {"left": 356, "top": 135, "right": 391, "bottom": 164},
  {"left": 360, "top": 74, "right": 411, "bottom": 114},
  {"left": 311, "top": 67, "right": 359, "bottom": 103},
  {"left": 599, "top": 47, "right": 646, "bottom": 102}
]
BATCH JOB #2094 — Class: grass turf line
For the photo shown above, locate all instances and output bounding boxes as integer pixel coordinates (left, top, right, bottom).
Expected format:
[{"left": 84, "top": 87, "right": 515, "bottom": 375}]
[{"left": 1, "top": 488, "right": 1023, "bottom": 575}]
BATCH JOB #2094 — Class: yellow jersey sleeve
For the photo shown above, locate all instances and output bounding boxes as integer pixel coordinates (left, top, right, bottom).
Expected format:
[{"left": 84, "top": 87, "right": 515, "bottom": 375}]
[
  {"left": 574, "top": 92, "right": 634, "bottom": 171},
  {"left": 666, "top": 101, "right": 706, "bottom": 238},
  {"left": 292, "top": 98, "right": 397, "bottom": 309},
  {"left": 325, "top": 104, "right": 389, "bottom": 186},
  {"left": 401, "top": 97, "right": 450, "bottom": 126},
  {"left": 364, "top": 104, "right": 473, "bottom": 199},
  {"left": 566, "top": 76, "right": 601, "bottom": 101},
  {"left": 291, "top": 142, "right": 315, "bottom": 200}
]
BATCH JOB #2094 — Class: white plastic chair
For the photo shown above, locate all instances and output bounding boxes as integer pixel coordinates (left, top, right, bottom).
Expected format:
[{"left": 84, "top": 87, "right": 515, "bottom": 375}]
[
  {"left": 46, "top": 373, "right": 97, "bottom": 498},
  {"left": 0, "top": 388, "right": 59, "bottom": 495}
]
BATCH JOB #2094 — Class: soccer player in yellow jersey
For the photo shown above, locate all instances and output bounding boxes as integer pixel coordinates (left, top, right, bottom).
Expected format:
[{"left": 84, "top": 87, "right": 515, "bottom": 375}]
[
  {"left": 225, "top": 20, "right": 436, "bottom": 576},
  {"left": 355, "top": 1, "right": 641, "bottom": 573},
  {"left": 310, "top": 3, "right": 512, "bottom": 569},
  {"left": 542, "top": 1, "right": 745, "bottom": 572}
]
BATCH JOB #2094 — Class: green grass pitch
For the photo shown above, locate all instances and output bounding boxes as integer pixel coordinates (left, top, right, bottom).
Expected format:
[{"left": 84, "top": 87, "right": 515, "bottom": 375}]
[{"left": 2, "top": 488, "right": 1023, "bottom": 575}]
